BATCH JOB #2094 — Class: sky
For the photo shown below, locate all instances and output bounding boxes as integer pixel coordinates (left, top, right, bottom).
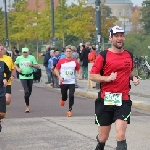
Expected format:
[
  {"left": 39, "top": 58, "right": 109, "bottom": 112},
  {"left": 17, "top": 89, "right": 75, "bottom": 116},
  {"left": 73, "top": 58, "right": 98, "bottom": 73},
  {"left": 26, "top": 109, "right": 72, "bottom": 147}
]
[{"left": 0, "top": 0, "right": 144, "bottom": 10}]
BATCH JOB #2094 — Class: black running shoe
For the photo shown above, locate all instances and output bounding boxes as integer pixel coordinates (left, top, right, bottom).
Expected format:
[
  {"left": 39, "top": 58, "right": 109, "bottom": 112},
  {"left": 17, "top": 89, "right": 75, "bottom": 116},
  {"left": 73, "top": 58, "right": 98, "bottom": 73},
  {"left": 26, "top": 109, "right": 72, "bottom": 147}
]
[
  {"left": 95, "top": 142, "right": 101, "bottom": 150},
  {"left": 95, "top": 135, "right": 105, "bottom": 150}
]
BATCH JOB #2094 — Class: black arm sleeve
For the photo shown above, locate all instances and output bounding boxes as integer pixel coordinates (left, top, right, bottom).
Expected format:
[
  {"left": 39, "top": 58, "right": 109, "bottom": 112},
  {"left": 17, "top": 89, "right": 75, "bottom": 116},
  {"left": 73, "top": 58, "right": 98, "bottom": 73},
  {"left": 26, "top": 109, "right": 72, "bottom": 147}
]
[{"left": 3, "top": 62, "right": 11, "bottom": 81}]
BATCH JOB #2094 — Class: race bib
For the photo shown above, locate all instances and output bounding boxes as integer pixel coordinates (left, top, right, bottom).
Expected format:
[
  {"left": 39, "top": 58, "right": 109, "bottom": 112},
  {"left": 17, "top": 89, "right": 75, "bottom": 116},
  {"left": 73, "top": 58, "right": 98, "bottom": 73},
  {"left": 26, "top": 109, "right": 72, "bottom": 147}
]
[
  {"left": 20, "top": 61, "right": 30, "bottom": 68},
  {"left": 104, "top": 92, "right": 122, "bottom": 106}
]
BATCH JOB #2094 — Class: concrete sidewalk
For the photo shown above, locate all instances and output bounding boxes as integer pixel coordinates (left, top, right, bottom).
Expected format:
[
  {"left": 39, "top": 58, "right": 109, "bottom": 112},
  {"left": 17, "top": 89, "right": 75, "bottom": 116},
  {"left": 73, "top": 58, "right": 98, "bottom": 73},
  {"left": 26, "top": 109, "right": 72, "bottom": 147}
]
[
  {"left": 2, "top": 116, "right": 150, "bottom": 150},
  {"left": 39, "top": 65, "right": 150, "bottom": 111}
]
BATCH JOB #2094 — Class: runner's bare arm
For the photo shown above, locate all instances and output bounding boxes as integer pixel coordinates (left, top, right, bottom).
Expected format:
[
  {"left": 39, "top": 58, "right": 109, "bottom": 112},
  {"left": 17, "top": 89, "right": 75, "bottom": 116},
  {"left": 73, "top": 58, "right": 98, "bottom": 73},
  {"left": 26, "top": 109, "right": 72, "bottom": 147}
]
[
  {"left": 77, "top": 69, "right": 82, "bottom": 79},
  {"left": 30, "top": 64, "right": 40, "bottom": 69},
  {"left": 90, "top": 74, "right": 108, "bottom": 82},
  {"left": 11, "top": 68, "right": 16, "bottom": 77},
  {"left": 90, "top": 72, "right": 117, "bottom": 83},
  {"left": 54, "top": 68, "right": 60, "bottom": 78},
  {"left": 4, "top": 62, "right": 11, "bottom": 81},
  {"left": 14, "top": 63, "right": 21, "bottom": 73}
]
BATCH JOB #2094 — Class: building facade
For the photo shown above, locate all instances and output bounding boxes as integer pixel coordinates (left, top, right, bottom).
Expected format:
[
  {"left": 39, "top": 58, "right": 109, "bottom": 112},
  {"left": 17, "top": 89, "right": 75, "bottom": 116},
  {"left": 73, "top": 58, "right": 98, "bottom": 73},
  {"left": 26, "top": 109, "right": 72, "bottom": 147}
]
[
  {"left": 86, "top": 0, "right": 133, "bottom": 32},
  {"left": 27, "top": 0, "right": 59, "bottom": 11}
]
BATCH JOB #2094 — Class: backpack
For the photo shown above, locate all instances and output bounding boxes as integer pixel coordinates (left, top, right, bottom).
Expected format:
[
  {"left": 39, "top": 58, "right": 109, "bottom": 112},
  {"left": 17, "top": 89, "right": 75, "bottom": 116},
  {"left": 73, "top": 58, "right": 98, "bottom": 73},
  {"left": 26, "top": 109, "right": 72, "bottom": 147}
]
[{"left": 99, "top": 50, "right": 133, "bottom": 75}]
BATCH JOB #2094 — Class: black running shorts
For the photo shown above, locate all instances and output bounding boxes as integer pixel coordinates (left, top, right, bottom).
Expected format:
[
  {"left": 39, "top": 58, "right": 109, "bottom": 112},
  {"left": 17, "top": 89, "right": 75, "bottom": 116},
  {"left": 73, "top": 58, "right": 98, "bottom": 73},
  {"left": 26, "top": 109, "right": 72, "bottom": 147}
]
[
  {"left": 6, "top": 85, "right": 11, "bottom": 94},
  {"left": 95, "top": 98, "right": 132, "bottom": 126},
  {"left": 0, "top": 96, "right": 6, "bottom": 113}
]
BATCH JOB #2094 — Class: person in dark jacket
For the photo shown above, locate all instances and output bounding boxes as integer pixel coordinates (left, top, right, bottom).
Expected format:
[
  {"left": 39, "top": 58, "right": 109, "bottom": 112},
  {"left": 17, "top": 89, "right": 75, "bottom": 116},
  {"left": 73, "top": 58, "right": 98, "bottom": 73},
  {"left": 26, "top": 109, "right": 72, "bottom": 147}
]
[
  {"left": 51, "top": 50, "right": 60, "bottom": 88},
  {"left": 41, "top": 45, "right": 51, "bottom": 84},
  {"left": 79, "top": 44, "right": 89, "bottom": 80},
  {"left": 0, "top": 45, "right": 11, "bottom": 132}
]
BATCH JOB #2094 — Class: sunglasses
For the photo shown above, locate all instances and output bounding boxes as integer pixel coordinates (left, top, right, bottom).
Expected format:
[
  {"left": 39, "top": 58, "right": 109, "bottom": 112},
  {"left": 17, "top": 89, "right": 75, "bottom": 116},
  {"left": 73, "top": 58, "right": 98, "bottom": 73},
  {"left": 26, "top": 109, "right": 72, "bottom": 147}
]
[{"left": 23, "top": 51, "right": 27, "bottom": 53}]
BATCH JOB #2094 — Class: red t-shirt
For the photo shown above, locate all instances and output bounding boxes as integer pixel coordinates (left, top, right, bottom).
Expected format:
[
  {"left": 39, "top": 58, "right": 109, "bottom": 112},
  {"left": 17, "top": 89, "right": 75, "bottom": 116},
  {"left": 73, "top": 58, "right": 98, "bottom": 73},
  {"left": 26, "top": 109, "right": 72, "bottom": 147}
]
[
  {"left": 90, "top": 50, "right": 133, "bottom": 100},
  {"left": 56, "top": 58, "right": 80, "bottom": 84}
]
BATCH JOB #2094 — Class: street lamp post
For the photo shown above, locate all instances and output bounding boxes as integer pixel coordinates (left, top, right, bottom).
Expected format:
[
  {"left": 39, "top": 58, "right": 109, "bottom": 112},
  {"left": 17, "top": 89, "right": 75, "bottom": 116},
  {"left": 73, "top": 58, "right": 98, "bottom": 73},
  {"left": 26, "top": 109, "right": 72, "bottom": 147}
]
[
  {"left": 3, "top": 0, "right": 9, "bottom": 48},
  {"left": 51, "top": 0, "right": 55, "bottom": 47},
  {"left": 95, "top": 0, "right": 101, "bottom": 89},
  {"left": 95, "top": 0, "right": 101, "bottom": 53}
]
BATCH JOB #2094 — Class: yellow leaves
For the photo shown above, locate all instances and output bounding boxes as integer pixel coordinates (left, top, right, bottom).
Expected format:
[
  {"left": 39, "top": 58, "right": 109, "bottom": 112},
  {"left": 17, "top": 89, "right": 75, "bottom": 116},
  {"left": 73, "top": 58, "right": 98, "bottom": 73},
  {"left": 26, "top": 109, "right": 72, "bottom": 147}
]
[{"left": 7, "top": 0, "right": 118, "bottom": 44}]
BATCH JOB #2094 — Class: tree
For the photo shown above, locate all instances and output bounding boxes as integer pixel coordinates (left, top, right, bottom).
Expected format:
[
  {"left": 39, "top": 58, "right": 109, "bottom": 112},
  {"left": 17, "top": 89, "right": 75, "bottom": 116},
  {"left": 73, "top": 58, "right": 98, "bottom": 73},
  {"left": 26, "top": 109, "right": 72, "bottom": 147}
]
[
  {"left": 12, "top": 0, "right": 20, "bottom": 8},
  {"left": 66, "top": 0, "right": 95, "bottom": 42},
  {"left": 130, "top": 8, "right": 141, "bottom": 33},
  {"left": 0, "top": 8, "right": 5, "bottom": 43},
  {"left": 8, "top": 0, "right": 30, "bottom": 47},
  {"left": 55, "top": 0, "right": 69, "bottom": 47},
  {"left": 101, "top": 4, "right": 118, "bottom": 38},
  {"left": 124, "top": 33, "right": 150, "bottom": 56},
  {"left": 141, "top": 0, "right": 150, "bottom": 34}
]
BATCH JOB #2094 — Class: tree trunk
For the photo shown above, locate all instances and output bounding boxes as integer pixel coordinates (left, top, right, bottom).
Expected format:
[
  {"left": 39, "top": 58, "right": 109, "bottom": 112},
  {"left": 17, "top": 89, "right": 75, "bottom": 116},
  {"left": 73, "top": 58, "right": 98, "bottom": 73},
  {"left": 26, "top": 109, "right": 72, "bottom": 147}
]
[{"left": 36, "top": 41, "right": 39, "bottom": 61}]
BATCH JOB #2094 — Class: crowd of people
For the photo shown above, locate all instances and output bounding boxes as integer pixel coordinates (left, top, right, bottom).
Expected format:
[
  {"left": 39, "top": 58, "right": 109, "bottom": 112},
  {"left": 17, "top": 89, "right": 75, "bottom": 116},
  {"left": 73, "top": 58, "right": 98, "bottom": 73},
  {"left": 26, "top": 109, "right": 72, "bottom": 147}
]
[
  {"left": 42, "top": 43, "right": 97, "bottom": 88},
  {"left": 0, "top": 25, "right": 141, "bottom": 150}
]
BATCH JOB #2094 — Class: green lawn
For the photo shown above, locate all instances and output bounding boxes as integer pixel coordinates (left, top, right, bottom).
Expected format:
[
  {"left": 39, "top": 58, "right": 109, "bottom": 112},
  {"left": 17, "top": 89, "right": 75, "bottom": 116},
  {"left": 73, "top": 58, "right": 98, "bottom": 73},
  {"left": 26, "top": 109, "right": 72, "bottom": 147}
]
[{"left": 32, "top": 51, "right": 43, "bottom": 64}]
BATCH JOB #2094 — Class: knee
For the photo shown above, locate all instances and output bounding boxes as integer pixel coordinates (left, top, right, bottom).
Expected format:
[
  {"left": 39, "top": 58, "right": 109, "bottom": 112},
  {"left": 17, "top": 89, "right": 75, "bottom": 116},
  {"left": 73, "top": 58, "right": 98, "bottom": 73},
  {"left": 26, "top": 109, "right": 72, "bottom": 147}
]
[
  {"left": 6, "top": 100, "right": 11, "bottom": 105},
  {"left": 25, "top": 92, "right": 29, "bottom": 97},
  {"left": 0, "top": 113, "right": 5, "bottom": 119},
  {"left": 6, "top": 95, "right": 11, "bottom": 105},
  {"left": 99, "top": 135, "right": 109, "bottom": 143}
]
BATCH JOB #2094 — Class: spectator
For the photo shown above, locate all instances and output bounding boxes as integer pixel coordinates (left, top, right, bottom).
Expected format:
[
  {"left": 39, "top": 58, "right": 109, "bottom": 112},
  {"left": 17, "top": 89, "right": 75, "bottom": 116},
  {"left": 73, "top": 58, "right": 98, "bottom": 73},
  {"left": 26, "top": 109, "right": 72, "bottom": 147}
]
[
  {"left": 51, "top": 50, "right": 60, "bottom": 88},
  {"left": 60, "top": 49, "right": 65, "bottom": 59},
  {"left": 85, "top": 42, "right": 91, "bottom": 53},
  {"left": 41, "top": 45, "right": 51, "bottom": 84},
  {"left": 48, "top": 50, "right": 55, "bottom": 87},
  {"left": 71, "top": 46, "right": 80, "bottom": 88},
  {"left": 88, "top": 45, "right": 97, "bottom": 63},
  {"left": 80, "top": 45, "right": 89, "bottom": 80}
]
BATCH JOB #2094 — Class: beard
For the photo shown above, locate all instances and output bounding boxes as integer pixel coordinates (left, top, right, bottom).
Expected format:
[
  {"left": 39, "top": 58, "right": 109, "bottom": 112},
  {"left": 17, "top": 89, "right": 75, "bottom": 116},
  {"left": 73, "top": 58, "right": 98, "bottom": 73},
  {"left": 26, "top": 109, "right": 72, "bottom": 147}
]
[{"left": 113, "top": 42, "right": 124, "bottom": 49}]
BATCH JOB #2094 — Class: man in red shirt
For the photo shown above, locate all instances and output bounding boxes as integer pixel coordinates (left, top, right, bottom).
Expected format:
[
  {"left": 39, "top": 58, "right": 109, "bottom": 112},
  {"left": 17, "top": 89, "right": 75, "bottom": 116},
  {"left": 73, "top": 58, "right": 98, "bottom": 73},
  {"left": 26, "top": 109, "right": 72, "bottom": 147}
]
[
  {"left": 90, "top": 26, "right": 140, "bottom": 150},
  {"left": 55, "top": 46, "right": 81, "bottom": 117}
]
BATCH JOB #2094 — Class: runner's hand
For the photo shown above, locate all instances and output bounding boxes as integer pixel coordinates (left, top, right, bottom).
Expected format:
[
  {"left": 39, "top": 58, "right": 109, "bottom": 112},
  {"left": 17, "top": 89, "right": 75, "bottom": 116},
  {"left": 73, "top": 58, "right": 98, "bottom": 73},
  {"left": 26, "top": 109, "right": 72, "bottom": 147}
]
[
  {"left": 59, "top": 77, "right": 64, "bottom": 82},
  {"left": 133, "top": 76, "right": 140, "bottom": 86},
  {"left": 106, "top": 72, "right": 117, "bottom": 82},
  {"left": 10, "top": 76, "right": 15, "bottom": 82},
  {"left": 27, "top": 62, "right": 33, "bottom": 67},
  {"left": 3, "top": 79, "right": 8, "bottom": 87},
  {"left": 17, "top": 68, "right": 22, "bottom": 73}
]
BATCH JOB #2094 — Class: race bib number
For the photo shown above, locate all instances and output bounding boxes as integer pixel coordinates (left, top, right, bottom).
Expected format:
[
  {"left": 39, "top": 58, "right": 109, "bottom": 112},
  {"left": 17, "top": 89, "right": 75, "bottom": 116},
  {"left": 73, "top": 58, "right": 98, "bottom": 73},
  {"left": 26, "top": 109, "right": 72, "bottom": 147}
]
[
  {"left": 65, "top": 70, "right": 74, "bottom": 77},
  {"left": 104, "top": 92, "right": 122, "bottom": 106}
]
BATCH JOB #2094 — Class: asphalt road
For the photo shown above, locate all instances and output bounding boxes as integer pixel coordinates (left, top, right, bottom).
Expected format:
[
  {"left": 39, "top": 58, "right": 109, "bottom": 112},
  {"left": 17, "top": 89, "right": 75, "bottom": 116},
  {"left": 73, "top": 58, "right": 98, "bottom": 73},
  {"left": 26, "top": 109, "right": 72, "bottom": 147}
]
[{"left": 7, "top": 80, "right": 150, "bottom": 119}]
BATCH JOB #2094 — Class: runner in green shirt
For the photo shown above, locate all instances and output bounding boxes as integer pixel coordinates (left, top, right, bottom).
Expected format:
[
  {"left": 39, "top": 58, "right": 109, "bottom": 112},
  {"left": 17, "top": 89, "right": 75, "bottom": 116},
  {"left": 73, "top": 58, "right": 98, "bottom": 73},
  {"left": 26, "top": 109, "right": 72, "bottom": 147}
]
[{"left": 15, "top": 47, "right": 39, "bottom": 113}]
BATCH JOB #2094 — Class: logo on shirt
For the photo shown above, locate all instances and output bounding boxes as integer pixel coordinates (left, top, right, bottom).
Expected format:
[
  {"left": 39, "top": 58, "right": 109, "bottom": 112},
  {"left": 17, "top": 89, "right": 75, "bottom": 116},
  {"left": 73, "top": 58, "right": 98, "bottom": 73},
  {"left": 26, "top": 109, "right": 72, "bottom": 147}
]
[
  {"left": 21, "top": 61, "right": 30, "bottom": 67},
  {"left": 124, "top": 61, "right": 131, "bottom": 73}
]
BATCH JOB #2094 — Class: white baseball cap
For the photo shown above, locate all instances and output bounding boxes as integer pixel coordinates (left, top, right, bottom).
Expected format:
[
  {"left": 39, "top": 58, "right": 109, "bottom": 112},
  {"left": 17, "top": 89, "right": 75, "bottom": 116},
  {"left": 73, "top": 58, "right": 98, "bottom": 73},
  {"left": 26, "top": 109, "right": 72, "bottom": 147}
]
[
  {"left": 79, "top": 43, "right": 83, "bottom": 46},
  {"left": 109, "top": 26, "right": 124, "bottom": 36}
]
